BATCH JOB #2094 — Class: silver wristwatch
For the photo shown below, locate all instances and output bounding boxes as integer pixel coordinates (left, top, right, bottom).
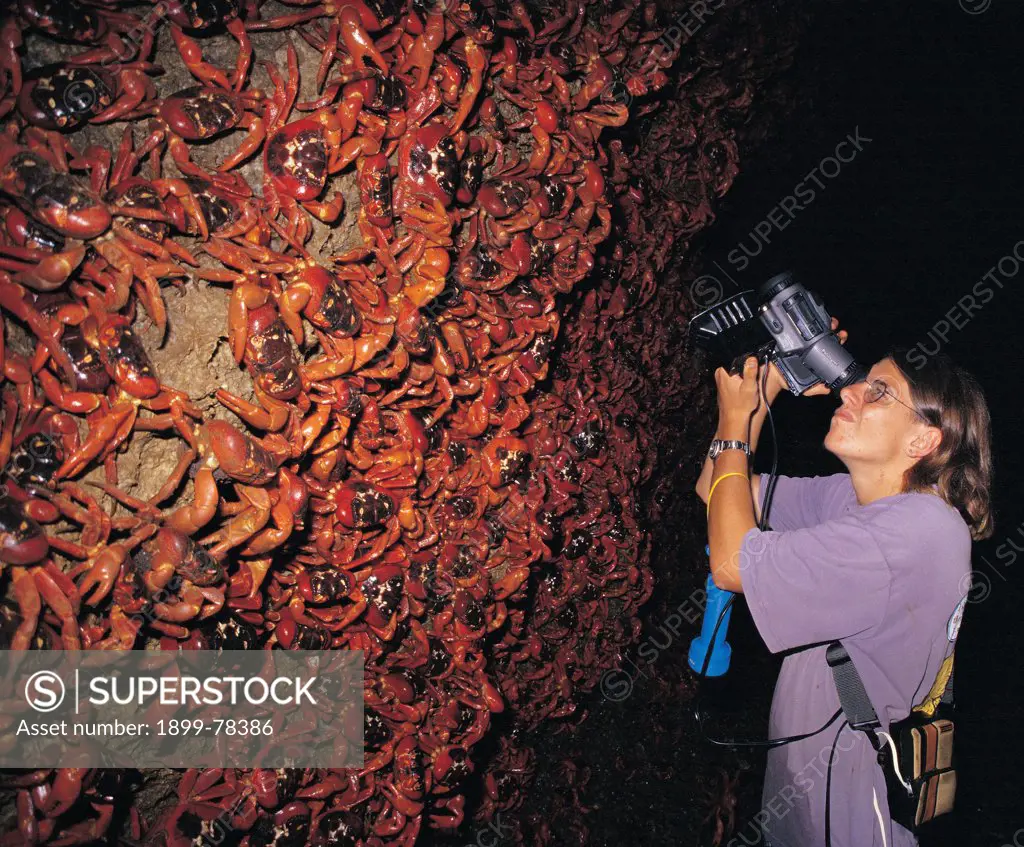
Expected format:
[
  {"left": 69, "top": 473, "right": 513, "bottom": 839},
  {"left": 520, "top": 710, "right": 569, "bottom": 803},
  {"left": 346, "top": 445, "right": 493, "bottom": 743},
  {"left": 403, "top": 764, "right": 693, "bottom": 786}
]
[{"left": 707, "top": 439, "right": 751, "bottom": 460}]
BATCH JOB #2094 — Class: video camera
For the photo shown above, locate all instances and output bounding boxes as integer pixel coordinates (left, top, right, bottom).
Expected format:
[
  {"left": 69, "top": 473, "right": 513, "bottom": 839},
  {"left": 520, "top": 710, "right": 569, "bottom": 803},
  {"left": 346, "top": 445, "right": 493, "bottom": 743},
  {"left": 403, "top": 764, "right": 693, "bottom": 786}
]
[{"left": 688, "top": 271, "right": 866, "bottom": 396}]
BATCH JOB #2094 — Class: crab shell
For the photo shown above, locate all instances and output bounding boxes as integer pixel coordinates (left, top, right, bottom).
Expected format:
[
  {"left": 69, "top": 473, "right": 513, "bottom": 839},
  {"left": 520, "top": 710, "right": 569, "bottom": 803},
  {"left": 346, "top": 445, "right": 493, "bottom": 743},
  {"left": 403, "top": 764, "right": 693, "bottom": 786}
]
[
  {"left": 244, "top": 304, "right": 302, "bottom": 401},
  {"left": 159, "top": 86, "right": 246, "bottom": 139},
  {"left": 1, "top": 151, "right": 111, "bottom": 239},
  {"left": 0, "top": 498, "right": 48, "bottom": 565},
  {"left": 19, "top": 0, "right": 109, "bottom": 42},
  {"left": 198, "top": 420, "right": 279, "bottom": 485},
  {"left": 335, "top": 481, "right": 395, "bottom": 529},
  {"left": 287, "top": 264, "right": 362, "bottom": 338},
  {"left": 398, "top": 121, "right": 460, "bottom": 207},
  {"left": 264, "top": 119, "right": 329, "bottom": 201},
  {"left": 92, "top": 315, "right": 160, "bottom": 399},
  {"left": 164, "top": 0, "right": 241, "bottom": 29},
  {"left": 18, "top": 65, "right": 116, "bottom": 131}
]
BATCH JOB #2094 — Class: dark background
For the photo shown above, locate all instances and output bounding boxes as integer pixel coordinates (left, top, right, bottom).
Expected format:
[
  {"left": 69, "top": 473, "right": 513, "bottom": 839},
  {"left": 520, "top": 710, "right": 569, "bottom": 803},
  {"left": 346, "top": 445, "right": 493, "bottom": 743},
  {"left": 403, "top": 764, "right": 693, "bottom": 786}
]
[
  {"left": 699, "top": 1, "right": 1024, "bottom": 843},
  {"left": 472, "top": 4, "right": 1024, "bottom": 846}
]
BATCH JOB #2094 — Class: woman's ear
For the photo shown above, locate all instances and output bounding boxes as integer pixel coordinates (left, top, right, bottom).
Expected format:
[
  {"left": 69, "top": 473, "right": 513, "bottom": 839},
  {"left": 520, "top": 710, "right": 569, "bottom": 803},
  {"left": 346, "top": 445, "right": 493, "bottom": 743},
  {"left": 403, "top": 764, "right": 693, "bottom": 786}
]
[{"left": 907, "top": 425, "right": 942, "bottom": 460}]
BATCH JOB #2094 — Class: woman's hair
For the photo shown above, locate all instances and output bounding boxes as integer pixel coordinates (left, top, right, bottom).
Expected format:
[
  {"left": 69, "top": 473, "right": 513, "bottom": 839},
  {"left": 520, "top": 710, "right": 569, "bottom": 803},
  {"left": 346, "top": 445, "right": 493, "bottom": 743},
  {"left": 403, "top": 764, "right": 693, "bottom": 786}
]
[{"left": 887, "top": 347, "right": 994, "bottom": 540}]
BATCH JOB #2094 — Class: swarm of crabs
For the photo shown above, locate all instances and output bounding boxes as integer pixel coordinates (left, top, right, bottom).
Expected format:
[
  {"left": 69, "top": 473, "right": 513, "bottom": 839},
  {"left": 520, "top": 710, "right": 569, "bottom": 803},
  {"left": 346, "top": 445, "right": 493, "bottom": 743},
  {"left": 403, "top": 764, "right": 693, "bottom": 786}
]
[{"left": 0, "top": 0, "right": 800, "bottom": 843}]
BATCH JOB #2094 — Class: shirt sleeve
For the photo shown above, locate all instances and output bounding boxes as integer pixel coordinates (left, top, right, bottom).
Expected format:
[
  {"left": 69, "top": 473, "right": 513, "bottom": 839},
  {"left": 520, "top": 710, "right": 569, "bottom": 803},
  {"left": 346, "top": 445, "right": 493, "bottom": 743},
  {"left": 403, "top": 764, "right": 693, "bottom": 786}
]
[
  {"left": 739, "top": 507, "right": 896, "bottom": 653},
  {"left": 758, "top": 473, "right": 853, "bottom": 531}
]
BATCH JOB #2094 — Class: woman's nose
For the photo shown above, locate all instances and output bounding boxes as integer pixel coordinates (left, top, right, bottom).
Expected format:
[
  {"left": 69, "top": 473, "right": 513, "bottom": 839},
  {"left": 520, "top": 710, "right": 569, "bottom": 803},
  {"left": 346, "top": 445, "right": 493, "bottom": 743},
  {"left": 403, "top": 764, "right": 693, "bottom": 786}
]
[{"left": 839, "top": 382, "right": 863, "bottom": 407}]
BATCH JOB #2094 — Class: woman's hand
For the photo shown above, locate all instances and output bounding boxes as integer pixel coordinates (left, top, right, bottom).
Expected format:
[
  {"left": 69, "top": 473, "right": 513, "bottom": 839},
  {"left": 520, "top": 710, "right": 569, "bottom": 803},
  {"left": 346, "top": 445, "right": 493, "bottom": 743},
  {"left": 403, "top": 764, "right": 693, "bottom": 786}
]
[
  {"left": 715, "top": 356, "right": 763, "bottom": 433},
  {"left": 714, "top": 317, "right": 849, "bottom": 430}
]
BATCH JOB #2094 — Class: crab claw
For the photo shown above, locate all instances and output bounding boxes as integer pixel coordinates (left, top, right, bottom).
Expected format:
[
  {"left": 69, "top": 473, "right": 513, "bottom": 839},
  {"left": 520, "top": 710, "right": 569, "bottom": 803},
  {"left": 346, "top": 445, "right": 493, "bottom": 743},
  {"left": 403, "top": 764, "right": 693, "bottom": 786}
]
[
  {"left": 11, "top": 243, "right": 86, "bottom": 292},
  {"left": 75, "top": 543, "right": 131, "bottom": 606},
  {"left": 75, "top": 524, "right": 157, "bottom": 605},
  {"left": 55, "top": 402, "right": 137, "bottom": 481}
]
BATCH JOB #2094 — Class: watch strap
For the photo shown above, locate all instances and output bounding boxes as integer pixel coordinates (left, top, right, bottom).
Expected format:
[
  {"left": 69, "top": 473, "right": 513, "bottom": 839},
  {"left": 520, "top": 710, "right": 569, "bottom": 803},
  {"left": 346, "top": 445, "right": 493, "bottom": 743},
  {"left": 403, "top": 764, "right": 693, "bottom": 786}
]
[{"left": 708, "top": 439, "right": 750, "bottom": 459}]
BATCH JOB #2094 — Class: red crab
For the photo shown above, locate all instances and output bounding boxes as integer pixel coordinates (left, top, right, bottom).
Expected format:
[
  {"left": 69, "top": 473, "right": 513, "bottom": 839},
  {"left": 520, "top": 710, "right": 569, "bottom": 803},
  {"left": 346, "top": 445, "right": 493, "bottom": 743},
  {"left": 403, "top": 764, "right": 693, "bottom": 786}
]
[{"left": 17, "top": 63, "right": 160, "bottom": 130}]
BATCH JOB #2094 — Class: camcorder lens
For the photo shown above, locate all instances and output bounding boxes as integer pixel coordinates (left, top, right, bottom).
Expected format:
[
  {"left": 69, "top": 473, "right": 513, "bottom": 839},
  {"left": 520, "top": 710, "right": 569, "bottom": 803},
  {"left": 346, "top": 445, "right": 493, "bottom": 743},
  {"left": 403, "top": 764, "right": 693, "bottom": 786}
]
[{"left": 758, "top": 271, "right": 795, "bottom": 301}]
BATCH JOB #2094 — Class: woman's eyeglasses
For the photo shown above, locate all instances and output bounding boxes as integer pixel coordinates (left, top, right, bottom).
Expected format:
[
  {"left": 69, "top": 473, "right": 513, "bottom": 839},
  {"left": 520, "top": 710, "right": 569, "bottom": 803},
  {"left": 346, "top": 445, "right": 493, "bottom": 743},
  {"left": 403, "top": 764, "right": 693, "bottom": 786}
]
[{"left": 863, "top": 378, "right": 930, "bottom": 423}]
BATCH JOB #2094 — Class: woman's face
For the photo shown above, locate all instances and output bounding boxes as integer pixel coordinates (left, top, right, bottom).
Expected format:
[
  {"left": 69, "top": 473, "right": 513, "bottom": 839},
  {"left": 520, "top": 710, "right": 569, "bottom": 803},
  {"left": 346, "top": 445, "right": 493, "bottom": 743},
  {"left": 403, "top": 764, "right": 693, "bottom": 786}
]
[{"left": 824, "top": 358, "right": 931, "bottom": 465}]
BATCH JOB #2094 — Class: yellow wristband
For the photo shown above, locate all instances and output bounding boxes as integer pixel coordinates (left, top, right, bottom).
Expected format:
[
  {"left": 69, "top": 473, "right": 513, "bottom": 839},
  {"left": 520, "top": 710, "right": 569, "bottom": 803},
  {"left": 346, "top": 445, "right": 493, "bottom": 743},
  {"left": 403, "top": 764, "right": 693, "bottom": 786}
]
[{"left": 706, "top": 472, "right": 749, "bottom": 518}]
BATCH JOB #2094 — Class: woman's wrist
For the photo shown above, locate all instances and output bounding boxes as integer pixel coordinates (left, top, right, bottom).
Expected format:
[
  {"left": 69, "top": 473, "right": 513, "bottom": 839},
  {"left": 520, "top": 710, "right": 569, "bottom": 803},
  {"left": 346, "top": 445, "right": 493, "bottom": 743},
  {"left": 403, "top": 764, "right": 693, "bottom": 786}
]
[{"left": 716, "top": 416, "right": 752, "bottom": 441}]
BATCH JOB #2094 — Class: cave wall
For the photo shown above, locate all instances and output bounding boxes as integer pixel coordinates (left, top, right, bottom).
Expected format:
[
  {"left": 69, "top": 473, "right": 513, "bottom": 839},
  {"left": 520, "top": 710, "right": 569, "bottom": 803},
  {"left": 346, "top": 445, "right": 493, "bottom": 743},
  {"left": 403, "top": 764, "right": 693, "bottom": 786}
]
[{"left": 0, "top": 0, "right": 803, "bottom": 844}]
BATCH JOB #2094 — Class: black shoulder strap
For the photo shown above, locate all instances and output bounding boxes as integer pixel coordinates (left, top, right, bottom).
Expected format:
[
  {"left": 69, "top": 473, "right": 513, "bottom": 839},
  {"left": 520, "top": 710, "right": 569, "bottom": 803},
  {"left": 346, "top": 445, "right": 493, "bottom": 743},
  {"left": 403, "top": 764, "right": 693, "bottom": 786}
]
[{"left": 826, "top": 642, "right": 883, "bottom": 748}]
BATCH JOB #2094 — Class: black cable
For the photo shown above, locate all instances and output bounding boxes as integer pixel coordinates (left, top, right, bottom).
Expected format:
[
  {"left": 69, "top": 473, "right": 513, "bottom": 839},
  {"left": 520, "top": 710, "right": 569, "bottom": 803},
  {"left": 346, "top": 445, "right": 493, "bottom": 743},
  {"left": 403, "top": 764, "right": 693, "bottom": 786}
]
[
  {"left": 758, "top": 353, "right": 781, "bottom": 533},
  {"left": 700, "top": 705, "right": 844, "bottom": 750},
  {"left": 824, "top": 720, "right": 849, "bottom": 847}
]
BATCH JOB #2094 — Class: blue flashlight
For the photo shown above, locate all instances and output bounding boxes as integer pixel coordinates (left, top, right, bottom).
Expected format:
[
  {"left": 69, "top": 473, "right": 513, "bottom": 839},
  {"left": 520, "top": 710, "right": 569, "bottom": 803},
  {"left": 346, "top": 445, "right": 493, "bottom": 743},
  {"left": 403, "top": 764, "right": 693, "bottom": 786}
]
[{"left": 687, "top": 545, "right": 734, "bottom": 677}]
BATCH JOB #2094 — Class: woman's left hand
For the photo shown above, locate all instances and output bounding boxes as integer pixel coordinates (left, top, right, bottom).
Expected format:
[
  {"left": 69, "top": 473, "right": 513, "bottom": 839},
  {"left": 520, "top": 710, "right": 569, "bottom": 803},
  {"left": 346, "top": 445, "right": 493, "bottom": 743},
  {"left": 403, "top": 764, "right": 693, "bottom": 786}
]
[{"left": 715, "top": 356, "right": 762, "bottom": 430}]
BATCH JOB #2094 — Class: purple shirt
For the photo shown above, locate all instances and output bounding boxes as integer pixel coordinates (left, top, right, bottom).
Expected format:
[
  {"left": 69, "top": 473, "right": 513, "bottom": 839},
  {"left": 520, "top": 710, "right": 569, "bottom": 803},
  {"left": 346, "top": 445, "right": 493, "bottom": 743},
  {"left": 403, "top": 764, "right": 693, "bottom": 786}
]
[{"left": 737, "top": 473, "right": 971, "bottom": 847}]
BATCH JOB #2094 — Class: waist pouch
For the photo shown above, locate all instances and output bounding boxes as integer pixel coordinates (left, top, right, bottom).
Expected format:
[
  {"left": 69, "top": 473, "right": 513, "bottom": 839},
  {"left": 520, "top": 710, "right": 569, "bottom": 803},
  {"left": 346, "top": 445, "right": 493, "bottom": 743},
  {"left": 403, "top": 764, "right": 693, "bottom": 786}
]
[
  {"left": 878, "top": 711, "right": 956, "bottom": 830},
  {"left": 826, "top": 642, "right": 956, "bottom": 834}
]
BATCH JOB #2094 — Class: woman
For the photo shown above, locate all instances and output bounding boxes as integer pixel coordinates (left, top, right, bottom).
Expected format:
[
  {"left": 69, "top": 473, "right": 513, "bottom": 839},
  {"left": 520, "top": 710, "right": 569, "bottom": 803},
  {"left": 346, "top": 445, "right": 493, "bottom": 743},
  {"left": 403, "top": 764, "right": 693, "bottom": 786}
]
[{"left": 694, "top": 324, "right": 993, "bottom": 847}]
